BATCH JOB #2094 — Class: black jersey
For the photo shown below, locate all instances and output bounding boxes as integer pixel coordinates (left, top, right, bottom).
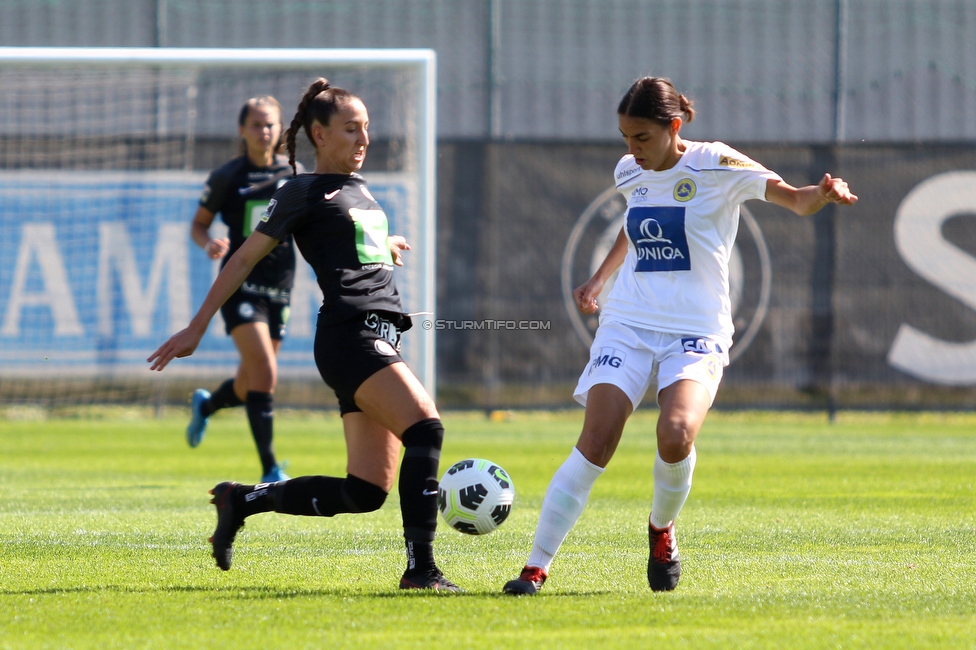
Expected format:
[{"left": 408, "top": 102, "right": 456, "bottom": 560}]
[
  {"left": 255, "top": 172, "right": 404, "bottom": 325},
  {"left": 200, "top": 154, "right": 301, "bottom": 290}
]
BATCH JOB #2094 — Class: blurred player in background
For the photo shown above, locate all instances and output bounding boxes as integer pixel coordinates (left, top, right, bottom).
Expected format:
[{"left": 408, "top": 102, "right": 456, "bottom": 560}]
[
  {"left": 185, "top": 95, "right": 301, "bottom": 483},
  {"left": 149, "top": 78, "right": 459, "bottom": 592},
  {"left": 503, "top": 76, "right": 858, "bottom": 595}
]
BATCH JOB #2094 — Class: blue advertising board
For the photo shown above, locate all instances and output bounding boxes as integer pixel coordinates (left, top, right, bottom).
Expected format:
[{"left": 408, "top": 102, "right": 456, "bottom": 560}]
[{"left": 0, "top": 171, "right": 412, "bottom": 378}]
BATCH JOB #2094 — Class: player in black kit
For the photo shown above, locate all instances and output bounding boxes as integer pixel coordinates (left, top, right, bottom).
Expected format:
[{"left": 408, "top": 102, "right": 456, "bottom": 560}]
[
  {"left": 184, "top": 95, "right": 300, "bottom": 484},
  {"left": 149, "top": 79, "right": 458, "bottom": 591}
]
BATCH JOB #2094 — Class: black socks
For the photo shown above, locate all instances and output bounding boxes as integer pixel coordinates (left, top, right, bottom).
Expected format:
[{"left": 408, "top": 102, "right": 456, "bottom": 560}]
[
  {"left": 236, "top": 474, "right": 387, "bottom": 519},
  {"left": 274, "top": 475, "right": 388, "bottom": 516},
  {"left": 201, "top": 381, "right": 277, "bottom": 476},
  {"left": 202, "top": 378, "right": 243, "bottom": 418},
  {"left": 245, "top": 391, "right": 277, "bottom": 475},
  {"left": 399, "top": 418, "right": 444, "bottom": 573},
  {"left": 231, "top": 416, "right": 446, "bottom": 577}
]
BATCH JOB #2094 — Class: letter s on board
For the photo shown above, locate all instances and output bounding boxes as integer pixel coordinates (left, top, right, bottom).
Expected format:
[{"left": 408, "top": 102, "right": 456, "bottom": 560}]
[{"left": 888, "top": 171, "right": 976, "bottom": 384}]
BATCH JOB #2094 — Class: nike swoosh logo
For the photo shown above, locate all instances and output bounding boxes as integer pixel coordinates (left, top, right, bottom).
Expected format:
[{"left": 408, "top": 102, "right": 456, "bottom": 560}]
[
  {"left": 324, "top": 189, "right": 340, "bottom": 200},
  {"left": 422, "top": 489, "right": 438, "bottom": 496},
  {"left": 312, "top": 498, "right": 323, "bottom": 516}
]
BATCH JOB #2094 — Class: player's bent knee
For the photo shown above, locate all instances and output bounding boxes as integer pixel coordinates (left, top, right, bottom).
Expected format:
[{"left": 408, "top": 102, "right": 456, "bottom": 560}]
[{"left": 342, "top": 474, "right": 388, "bottom": 513}]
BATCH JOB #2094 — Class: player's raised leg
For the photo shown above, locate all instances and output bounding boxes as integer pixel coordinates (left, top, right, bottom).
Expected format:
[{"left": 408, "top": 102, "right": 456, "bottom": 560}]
[{"left": 205, "top": 415, "right": 396, "bottom": 572}]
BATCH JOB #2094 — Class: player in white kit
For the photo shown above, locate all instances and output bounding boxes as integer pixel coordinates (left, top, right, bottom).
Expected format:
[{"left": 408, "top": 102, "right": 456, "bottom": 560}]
[{"left": 503, "top": 76, "right": 858, "bottom": 594}]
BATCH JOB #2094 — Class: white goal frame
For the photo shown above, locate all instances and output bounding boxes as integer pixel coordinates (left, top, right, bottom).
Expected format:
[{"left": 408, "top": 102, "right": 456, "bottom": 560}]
[{"left": 0, "top": 47, "right": 438, "bottom": 397}]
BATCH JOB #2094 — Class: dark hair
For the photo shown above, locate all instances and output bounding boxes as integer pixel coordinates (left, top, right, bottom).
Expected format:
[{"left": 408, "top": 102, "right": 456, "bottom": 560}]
[
  {"left": 236, "top": 95, "right": 283, "bottom": 156},
  {"left": 617, "top": 77, "right": 695, "bottom": 126},
  {"left": 285, "top": 78, "right": 358, "bottom": 175}
]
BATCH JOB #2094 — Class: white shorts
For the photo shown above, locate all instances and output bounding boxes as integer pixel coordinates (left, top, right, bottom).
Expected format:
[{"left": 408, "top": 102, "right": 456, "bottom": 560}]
[{"left": 573, "top": 320, "right": 731, "bottom": 411}]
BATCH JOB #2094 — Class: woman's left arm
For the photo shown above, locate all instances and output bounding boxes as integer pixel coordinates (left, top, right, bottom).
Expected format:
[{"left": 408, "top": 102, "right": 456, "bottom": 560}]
[{"left": 765, "top": 173, "right": 858, "bottom": 216}]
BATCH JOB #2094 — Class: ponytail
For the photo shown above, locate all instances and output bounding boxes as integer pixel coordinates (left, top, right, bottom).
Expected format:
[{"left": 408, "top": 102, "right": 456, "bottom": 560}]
[
  {"left": 286, "top": 78, "right": 331, "bottom": 176},
  {"left": 285, "top": 78, "right": 359, "bottom": 176}
]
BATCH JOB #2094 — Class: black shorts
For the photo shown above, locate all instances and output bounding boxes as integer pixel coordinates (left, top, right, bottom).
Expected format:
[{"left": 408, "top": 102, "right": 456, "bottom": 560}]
[
  {"left": 314, "top": 311, "right": 412, "bottom": 415},
  {"left": 221, "top": 283, "right": 291, "bottom": 340}
]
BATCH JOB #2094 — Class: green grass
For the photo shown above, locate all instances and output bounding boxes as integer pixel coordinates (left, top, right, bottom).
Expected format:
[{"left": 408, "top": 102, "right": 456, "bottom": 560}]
[{"left": 1, "top": 409, "right": 975, "bottom": 649}]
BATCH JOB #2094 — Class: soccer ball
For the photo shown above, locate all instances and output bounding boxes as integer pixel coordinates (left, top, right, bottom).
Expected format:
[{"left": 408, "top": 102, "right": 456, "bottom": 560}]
[{"left": 437, "top": 458, "right": 515, "bottom": 535}]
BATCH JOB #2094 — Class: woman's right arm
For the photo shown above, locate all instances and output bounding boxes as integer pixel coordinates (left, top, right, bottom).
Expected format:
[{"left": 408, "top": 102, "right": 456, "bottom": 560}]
[
  {"left": 191, "top": 205, "right": 230, "bottom": 259},
  {"left": 574, "top": 226, "right": 629, "bottom": 315},
  {"left": 148, "top": 231, "right": 280, "bottom": 370}
]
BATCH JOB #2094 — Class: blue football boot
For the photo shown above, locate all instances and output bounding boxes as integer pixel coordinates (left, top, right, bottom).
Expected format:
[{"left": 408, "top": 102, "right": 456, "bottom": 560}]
[
  {"left": 186, "top": 388, "right": 211, "bottom": 448},
  {"left": 260, "top": 464, "right": 290, "bottom": 483}
]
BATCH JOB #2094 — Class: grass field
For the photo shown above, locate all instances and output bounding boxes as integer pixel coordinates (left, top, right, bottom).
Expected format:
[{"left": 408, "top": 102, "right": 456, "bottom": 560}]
[{"left": 1, "top": 408, "right": 975, "bottom": 649}]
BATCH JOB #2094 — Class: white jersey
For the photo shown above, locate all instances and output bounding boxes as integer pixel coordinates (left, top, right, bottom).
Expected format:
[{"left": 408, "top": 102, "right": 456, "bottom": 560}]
[{"left": 601, "top": 140, "right": 781, "bottom": 342}]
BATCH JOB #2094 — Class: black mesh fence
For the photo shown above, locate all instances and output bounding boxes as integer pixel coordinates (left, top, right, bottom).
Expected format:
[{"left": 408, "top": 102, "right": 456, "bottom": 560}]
[{"left": 433, "top": 141, "right": 976, "bottom": 409}]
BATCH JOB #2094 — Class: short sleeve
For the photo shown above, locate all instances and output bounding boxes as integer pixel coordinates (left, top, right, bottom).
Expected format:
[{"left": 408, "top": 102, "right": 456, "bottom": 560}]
[
  {"left": 255, "top": 177, "right": 307, "bottom": 241},
  {"left": 200, "top": 168, "right": 229, "bottom": 213},
  {"left": 711, "top": 147, "right": 781, "bottom": 207}
]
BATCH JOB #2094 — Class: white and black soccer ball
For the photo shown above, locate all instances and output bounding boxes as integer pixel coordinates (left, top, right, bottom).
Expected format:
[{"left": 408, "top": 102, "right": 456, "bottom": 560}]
[{"left": 437, "top": 458, "right": 515, "bottom": 535}]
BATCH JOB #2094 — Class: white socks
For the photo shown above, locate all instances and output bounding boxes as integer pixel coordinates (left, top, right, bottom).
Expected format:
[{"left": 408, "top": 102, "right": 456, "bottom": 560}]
[
  {"left": 526, "top": 447, "right": 604, "bottom": 572},
  {"left": 523, "top": 445, "right": 698, "bottom": 572},
  {"left": 649, "top": 446, "right": 697, "bottom": 530}
]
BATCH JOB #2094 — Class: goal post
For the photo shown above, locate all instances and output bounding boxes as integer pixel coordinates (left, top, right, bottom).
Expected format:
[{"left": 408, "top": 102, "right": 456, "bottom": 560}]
[{"left": 0, "top": 47, "right": 437, "bottom": 407}]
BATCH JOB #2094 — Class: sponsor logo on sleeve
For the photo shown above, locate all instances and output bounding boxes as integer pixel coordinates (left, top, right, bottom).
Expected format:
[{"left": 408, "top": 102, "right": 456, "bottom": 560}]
[
  {"left": 719, "top": 155, "right": 760, "bottom": 169},
  {"left": 260, "top": 198, "right": 276, "bottom": 222},
  {"left": 616, "top": 165, "right": 641, "bottom": 183}
]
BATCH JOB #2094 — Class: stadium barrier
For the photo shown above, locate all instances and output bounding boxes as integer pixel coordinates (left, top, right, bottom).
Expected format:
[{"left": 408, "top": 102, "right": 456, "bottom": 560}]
[{"left": 3, "top": 141, "right": 976, "bottom": 409}]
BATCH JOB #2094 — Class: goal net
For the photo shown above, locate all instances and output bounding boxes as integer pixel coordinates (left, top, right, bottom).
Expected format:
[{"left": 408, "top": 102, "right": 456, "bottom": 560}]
[{"left": 0, "top": 47, "right": 436, "bottom": 411}]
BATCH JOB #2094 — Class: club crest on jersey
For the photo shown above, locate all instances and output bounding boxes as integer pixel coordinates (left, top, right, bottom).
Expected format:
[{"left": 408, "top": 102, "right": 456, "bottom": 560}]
[
  {"left": 627, "top": 206, "right": 691, "bottom": 272},
  {"left": 673, "top": 178, "right": 696, "bottom": 202}
]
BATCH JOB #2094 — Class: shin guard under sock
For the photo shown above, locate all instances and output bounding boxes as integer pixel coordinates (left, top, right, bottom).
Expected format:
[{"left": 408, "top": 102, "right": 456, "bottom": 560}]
[
  {"left": 399, "top": 418, "right": 444, "bottom": 571},
  {"left": 649, "top": 446, "right": 697, "bottom": 530},
  {"left": 526, "top": 447, "right": 604, "bottom": 572},
  {"left": 270, "top": 474, "right": 388, "bottom": 517}
]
